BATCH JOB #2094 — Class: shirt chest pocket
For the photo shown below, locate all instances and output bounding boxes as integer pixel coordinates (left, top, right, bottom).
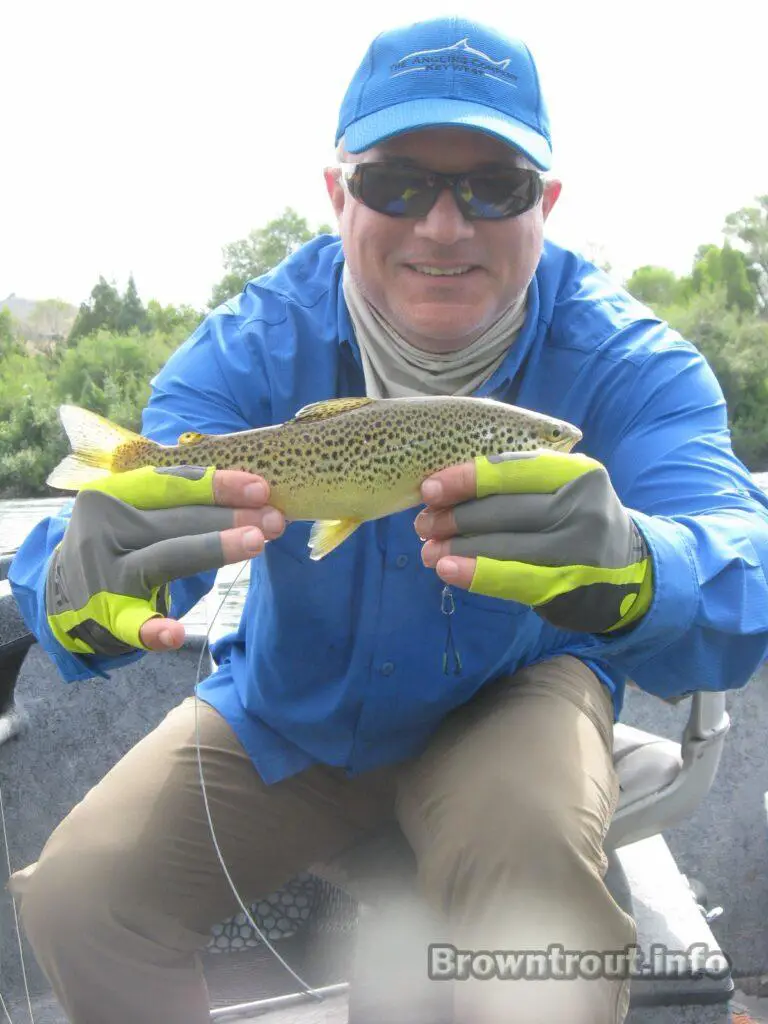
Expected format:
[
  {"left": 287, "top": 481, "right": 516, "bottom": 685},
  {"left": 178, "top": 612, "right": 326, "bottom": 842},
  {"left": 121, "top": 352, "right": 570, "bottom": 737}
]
[{"left": 445, "top": 586, "right": 533, "bottom": 668}]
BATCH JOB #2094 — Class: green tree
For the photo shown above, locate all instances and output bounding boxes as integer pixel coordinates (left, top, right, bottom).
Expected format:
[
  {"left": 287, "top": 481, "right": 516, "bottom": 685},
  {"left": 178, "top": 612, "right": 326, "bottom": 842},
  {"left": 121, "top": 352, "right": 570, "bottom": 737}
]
[
  {"left": 688, "top": 242, "right": 756, "bottom": 314},
  {"left": 54, "top": 328, "right": 178, "bottom": 426},
  {"left": 210, "top": 207, "right": 333, "bottom": 307},
  {"left": 146, "top": 299, "right": 203, "bottom": 337},
  {"left": 723, "top": 195, "right": 768, "bottom": 313},
  {"left": 0, "top": 308, "right": 23, "bottom": 358},
  {"left": 625, "top": 266, "right": 683, "bottom": 309},
  {"left": 0, "top": 353, "right": 66, "bottom": 497},
  {"left": 656, "top": 286, "right": 768, "bottom": 469},
  {"left": 67, "top": 276, "right": 123, "bottom": 344},
  {"left": 27, "top": 298, "right": 77, "bottom": 351},
  {"left": 115, "top": 274, "right": 149, "bottom": 334}
]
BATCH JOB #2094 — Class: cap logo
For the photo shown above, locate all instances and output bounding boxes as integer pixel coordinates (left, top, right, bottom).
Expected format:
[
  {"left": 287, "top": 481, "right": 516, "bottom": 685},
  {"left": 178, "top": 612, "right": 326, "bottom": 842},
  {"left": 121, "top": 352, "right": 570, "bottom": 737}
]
[{"left": 390, "top": 38, "right": 518, "bottom": 88}]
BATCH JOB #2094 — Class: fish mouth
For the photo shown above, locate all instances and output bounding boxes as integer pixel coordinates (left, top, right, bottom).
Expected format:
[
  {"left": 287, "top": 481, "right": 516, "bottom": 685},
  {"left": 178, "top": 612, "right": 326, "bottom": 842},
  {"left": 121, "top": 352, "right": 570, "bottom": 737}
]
[{"left": 553, "top": 433, "right": 581, "bottom": 453}]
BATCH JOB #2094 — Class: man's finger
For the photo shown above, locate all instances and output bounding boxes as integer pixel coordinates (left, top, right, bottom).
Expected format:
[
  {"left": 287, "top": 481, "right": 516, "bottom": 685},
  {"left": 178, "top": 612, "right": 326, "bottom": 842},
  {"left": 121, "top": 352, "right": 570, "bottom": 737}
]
[
  {"left": 212, "top": 469, "right": 275, "bottom": 508},
  {"left": 221, "top": 524, "right": 272, "bottom": 562},
  {"left": 423, "top": 541, "right": 481, "bottom": 589},
  {"left": 434, "top": 555, "right": 476, "bottom": 590},
  {"left": 132, "top": 519, "right": 277, "bottom": 652},
  {"left": 449, "top": 530, "right": 568, "bottom": 565},
  {"left": 139, "top": 616, "right": 186, "bottom": 652},
  {"left": 118, "top": 503, "right": 284, "bottom": 549},
  {"left": 233, "top": 506, "right": 285, "bottom": 538},
  {"left": 129, "top": 523, "right": 272, "bottom": 591},
  {"left": 453, "top": 493, "right": 560, "bottom": 537},
  {"left": 423, "top": 527, "right": 577, "bottom": 568},
  {"left": 421, "top": 538, "right": 452, "bottom": 567},
  {"left": 420, "top": 461, "right": 477, "bottom": 508},
  {"left": 417, "top": 494, "right": 561, "bottom": 541},
  {"left": 414, "top": 507, "right": 457, "bottom": 540}
]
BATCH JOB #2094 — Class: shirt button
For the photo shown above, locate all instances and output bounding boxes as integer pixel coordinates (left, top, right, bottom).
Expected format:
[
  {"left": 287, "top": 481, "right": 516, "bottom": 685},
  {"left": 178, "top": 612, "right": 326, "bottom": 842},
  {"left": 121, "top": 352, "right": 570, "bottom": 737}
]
[
  {"left": 395, "top": 554, "right": 409, "bottom": 568},
  {"left": 381, "top": 662, "right": 395, "bottom": 676}
]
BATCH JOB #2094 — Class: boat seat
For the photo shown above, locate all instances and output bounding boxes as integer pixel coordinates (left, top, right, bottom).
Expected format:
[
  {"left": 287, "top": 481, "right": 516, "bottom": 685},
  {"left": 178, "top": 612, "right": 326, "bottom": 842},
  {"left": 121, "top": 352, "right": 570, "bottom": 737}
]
[{"left": 614, "top": 721, "right": 683, "bottom": 795}]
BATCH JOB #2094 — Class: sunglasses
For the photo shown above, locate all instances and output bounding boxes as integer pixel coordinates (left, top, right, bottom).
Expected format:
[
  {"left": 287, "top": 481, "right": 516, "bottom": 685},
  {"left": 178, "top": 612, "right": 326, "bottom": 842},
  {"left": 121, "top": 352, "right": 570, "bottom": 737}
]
[{"left": 339, "top": 161, "right": 544, "bottom": 221}]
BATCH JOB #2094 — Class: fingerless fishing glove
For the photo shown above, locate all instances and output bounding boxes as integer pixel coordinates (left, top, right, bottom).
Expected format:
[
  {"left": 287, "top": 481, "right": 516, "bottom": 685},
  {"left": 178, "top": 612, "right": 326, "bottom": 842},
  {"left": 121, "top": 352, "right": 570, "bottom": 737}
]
[
  {"left": 46, "top": 466, "right": 232, "bottom": 655},
  {"left": 451, "top": 450, "right": 653, "bottom": 634}
]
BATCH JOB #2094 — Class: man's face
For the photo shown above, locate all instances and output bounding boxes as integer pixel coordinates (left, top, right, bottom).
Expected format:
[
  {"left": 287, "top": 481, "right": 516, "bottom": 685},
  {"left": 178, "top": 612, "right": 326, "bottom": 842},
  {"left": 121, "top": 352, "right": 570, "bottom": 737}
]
[{"left": 325, "top": 127, "right": 561, "bottom": 353}]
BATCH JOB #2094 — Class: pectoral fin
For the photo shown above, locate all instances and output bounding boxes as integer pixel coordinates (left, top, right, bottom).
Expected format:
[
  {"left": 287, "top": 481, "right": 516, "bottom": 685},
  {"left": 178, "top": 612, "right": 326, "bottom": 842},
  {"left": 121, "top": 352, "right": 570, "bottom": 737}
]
[{"left": 308, "top": 519, "right": 362, "bottom": 560}]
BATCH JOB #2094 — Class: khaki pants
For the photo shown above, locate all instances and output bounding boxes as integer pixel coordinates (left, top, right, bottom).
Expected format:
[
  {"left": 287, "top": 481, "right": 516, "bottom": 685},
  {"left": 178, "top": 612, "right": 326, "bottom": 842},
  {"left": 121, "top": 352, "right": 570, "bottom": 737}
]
[{"left": 9, "top": 655, "right": 636, "bottom": 1023}]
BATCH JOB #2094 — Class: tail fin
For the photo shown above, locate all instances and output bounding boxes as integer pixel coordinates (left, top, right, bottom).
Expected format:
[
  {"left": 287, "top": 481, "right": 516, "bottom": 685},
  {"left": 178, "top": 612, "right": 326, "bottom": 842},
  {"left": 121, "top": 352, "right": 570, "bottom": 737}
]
[{"left": 47, "top": 405, "right": 144, "bottom": 491}]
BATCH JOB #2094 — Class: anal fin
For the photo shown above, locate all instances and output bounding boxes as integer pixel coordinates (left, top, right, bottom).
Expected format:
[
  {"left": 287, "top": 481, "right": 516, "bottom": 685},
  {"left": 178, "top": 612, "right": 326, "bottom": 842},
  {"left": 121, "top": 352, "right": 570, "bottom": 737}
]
[{"left": 308, "top": 519, "right": 362, "bottom": 560}]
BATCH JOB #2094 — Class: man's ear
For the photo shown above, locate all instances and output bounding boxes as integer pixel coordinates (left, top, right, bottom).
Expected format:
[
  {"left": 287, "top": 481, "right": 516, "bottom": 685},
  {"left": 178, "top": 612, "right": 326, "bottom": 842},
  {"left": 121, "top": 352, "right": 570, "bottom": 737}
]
[
  {"left": 542, "top": 178, "right": 562, "bottom": 220},
  {"left": 324, "top": 167, "right": 345, "bottom": 221}
]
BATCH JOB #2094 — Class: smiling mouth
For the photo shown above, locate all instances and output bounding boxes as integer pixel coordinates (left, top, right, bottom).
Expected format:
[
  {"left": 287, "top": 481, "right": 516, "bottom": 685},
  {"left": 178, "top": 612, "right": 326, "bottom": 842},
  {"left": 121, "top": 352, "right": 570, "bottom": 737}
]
[{"left": 406, "top": 264, "right": 476, "bottom": 277}]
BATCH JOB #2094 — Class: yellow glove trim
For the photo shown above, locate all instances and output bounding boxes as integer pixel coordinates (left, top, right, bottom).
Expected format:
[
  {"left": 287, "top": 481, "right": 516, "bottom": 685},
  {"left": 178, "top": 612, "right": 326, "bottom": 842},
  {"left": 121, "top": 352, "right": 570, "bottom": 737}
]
[
  {"left": 469, "top": 557, "right": 648, "bottom": 606},
  {"left": 79, "top": 465, "right": 217, "bottom": 510},
  {"left": 602, "top": 558, "right": 654, "bottom": 633},
  {"left": 475, "top": 450, "right": 601, "bottom": 498},
  {"left": 48, "top": 588, "right": 165, "bottom": 654}
]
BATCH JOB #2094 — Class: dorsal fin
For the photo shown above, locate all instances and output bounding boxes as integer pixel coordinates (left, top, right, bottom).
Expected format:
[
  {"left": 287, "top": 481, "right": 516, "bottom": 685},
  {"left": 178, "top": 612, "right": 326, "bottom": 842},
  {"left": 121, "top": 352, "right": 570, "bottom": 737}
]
[{"left": 294, "top": 397, "right": 374, "bottom": 422}]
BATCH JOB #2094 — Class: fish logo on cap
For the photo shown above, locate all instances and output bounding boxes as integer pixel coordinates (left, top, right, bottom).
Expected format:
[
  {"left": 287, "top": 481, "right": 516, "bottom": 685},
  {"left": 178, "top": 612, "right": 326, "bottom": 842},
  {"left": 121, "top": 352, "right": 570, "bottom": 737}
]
[{"left": 390, "top": 38, "right": 519, "bottom": 88}]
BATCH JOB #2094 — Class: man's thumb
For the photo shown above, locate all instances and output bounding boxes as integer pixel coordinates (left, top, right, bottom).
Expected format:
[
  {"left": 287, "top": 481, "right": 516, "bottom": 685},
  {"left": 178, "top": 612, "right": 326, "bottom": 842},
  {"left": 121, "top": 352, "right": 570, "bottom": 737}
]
[{"left": 139, "top": 617, "right": 186, "bottom": 651}]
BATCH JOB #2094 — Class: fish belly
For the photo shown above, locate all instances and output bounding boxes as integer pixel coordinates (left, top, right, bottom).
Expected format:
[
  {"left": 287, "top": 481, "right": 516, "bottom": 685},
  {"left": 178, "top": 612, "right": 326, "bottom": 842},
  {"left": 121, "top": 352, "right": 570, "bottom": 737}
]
[{"left": 269, "top": 477, "right": 423, "bottom": 524}]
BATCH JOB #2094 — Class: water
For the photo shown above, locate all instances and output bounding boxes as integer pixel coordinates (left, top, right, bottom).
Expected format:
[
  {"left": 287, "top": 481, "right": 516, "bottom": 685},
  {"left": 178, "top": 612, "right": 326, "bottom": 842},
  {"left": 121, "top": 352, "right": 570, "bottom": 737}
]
[
  {"left": 0, "top": 497, "right": 250, "bottom": 642},
  {"left": 0, "top": 497, "right": 70, "bottom": 554}
]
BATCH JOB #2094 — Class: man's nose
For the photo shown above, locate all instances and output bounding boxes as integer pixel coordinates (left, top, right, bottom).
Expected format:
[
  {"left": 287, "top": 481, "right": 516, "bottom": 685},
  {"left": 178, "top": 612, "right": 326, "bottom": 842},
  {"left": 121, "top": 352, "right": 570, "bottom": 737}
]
[{"left": 412, "top": 186, "right": 475, "bottom": 244}]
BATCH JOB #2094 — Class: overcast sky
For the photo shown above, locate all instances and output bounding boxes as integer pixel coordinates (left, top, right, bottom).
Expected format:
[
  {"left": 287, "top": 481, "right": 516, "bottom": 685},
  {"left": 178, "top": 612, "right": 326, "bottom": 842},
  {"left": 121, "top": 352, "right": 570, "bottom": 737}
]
[{"left": 3, "top": 0, "right": 766, "bottom": 310}]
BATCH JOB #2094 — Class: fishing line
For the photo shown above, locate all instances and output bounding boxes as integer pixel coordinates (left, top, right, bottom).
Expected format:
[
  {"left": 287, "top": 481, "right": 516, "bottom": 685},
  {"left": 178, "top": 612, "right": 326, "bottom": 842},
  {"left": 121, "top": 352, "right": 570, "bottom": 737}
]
[
  {"left": 193, "top": 562, "right": 325, "bottom": 1003},
  {"left": 195, "top": 547, "right": 463, "bottom": 1003},
  {"left": 0, "top": 559, "right": 323, "bottom": 1024},
  {"left": 0, "top": 776, "right": 34, "bottom": 1023},
  {"left": 0, "top": 988, "right": 16, "bottom": 1024}
]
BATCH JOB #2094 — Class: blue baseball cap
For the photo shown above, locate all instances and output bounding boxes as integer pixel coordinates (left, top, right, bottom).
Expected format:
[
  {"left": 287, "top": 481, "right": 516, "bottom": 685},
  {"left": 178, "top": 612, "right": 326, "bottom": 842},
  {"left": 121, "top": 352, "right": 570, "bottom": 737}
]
[{"left": 336, "top": 17, "right": 552, "bottom": 170}]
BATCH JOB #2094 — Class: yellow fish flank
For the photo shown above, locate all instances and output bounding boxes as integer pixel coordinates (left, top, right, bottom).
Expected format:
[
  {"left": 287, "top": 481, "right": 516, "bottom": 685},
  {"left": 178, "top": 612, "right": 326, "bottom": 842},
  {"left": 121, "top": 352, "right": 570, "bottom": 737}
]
[{"left": 47, "top": 396, "right": 582, "bottom": 559}]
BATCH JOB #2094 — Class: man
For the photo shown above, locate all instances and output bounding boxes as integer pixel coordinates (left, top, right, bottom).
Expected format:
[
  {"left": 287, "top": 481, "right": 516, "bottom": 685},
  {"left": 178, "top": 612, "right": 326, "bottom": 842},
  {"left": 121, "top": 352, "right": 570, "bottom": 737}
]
[{"left": 8, "top": 15, "right": 768, "bottom": 1024}]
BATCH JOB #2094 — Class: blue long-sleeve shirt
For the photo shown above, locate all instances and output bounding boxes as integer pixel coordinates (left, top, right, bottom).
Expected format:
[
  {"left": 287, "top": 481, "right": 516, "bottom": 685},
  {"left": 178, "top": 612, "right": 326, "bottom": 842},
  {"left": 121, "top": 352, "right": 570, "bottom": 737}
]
[{"left": 10, "top": 237, "right": 768, "bottom": 783}]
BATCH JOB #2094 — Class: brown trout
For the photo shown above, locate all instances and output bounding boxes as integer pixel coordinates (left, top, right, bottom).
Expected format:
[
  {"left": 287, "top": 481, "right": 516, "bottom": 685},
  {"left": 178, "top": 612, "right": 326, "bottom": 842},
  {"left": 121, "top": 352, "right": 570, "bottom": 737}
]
[{"left": 47, "top": 396, "right": 582, "bottom": 559}]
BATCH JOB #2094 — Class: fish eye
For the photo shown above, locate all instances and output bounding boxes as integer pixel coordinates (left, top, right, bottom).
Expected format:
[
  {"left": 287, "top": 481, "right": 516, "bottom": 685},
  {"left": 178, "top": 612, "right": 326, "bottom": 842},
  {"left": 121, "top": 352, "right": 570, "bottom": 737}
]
[{"left": 549, "top": 427, "right": 562, "bottom": 439}]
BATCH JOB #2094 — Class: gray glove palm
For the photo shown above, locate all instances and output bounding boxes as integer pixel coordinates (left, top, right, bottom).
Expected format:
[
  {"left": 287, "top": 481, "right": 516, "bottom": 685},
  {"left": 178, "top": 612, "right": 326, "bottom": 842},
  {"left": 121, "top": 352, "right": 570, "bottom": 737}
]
[
  {"left": 418, "top": 450, "right": 654, "bottom": 635},
  {"left": 46, "top": 465, "right": 283, "bottom": 655}
]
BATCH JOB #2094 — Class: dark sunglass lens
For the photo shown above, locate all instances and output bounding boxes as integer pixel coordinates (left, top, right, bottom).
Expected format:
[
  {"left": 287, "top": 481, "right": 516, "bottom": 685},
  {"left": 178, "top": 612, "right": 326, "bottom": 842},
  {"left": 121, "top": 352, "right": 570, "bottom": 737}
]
[
  {"left": 461, "top": 170, "right": 541, "bottom": 218},
  {"left": 359, "top": 166, "right": 435, "bottom": 217},
  {"left": 349, "top": 164, "right": 542, "bottom": 220}
]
